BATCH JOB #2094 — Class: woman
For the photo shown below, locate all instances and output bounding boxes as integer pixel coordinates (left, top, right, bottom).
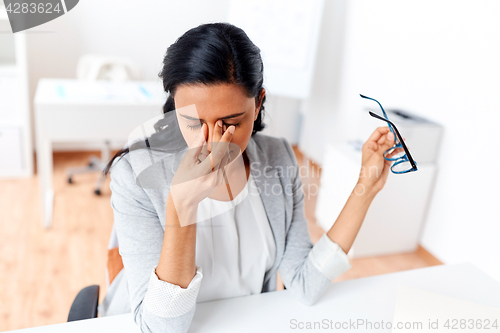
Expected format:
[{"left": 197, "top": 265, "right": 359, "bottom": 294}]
[{"left": 98, "top": 22, "right": 397, "bottom": 333}]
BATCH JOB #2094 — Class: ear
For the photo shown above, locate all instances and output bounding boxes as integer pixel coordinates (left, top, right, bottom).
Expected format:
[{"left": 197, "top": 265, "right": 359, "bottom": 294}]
[{"left": 254, "top": 88, "right": 266, "bottom": 121}]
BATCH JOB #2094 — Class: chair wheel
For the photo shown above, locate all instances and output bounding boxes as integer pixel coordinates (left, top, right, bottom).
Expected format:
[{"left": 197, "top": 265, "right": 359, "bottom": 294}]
[
  {"left": 94, "top": 189, "right": 101, "bottom": 195},
  {"left": 68, "top": 177, "right": 73, "bottom": 184}
]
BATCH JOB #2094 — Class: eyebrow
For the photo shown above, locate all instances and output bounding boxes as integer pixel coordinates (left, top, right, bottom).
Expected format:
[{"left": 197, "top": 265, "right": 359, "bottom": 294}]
[{"left": 179, "top": 111, "right": 246, "bottom": 121}]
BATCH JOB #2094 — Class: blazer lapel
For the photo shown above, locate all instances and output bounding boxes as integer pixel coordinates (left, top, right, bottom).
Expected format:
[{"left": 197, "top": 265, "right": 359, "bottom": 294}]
[{"left": 245, "top": 136, "right": 286, "bottom": 264}]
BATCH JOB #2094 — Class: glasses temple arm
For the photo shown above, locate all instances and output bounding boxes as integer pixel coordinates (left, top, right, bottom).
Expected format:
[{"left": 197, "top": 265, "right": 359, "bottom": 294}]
[{"left": 360, "top": 94, "right": 391, "bottom": 119}]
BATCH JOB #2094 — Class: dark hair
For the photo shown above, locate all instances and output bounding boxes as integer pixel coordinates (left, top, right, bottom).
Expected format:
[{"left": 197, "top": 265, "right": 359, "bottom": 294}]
[{"left": 104, "top": 22, "right": 266, "bottom": 175}]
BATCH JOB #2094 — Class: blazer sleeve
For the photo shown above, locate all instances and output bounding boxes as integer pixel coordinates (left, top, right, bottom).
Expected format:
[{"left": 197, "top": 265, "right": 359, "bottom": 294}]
[
  {"left": 109, "top": 156, "right": 203, "bottom": 333},
  {"left": 277, "top": 138, "right": 352, "bottom": 306}
]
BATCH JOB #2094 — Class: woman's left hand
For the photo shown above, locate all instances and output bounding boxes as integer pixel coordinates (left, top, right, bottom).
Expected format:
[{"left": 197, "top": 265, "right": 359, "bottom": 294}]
[{"left": 357, "top": 126, "right": 401, "bottom": 194}]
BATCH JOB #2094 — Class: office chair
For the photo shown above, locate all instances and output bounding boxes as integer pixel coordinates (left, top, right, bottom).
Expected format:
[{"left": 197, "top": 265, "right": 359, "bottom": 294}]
[
  {"left": 66, "top": 54, "right": 141, "bottom": 195},
  {"left": 68, "top": 223, "right": 122, "bottom": 321},
  {"left": 68, "top": 285, "right": 100, "bottom": 321}
]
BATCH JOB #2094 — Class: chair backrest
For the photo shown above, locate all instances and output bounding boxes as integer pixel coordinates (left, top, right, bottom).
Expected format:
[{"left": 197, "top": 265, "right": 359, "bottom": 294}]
[
  {"left": 76, "top": 54, "right": 141, "bottom": 81},
  {"left": 68, "top": 285, "right": 100, "bottom": 322}
]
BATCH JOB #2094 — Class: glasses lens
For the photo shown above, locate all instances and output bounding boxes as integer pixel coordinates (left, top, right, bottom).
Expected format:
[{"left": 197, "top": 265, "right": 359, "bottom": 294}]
[
  {"left": 385, "top": 146, "right": 406, "bottom": 160},
  {"left": 391, "top": 160, "right": 414, "bottom": 173}
]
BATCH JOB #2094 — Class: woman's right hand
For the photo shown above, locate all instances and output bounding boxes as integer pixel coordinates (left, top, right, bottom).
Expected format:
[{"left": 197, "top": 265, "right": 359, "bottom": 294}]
[{"left": 169, "top": 121, "right": 235, "bottom": 225}]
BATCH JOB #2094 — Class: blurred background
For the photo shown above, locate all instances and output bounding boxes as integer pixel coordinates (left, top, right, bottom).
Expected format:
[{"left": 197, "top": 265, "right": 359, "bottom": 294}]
[{"left": 1, "top": 0, "right": 499, "bottom": 330}]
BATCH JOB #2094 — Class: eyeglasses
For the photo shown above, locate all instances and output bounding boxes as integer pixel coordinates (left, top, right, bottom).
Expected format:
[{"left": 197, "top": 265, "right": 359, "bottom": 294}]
[{"left": 360, "top": 94, "right": 418, "bottom": 174}]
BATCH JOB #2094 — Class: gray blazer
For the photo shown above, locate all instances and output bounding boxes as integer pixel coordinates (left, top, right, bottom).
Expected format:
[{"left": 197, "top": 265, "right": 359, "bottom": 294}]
[{"left": 98, "top": 133, "right": 351, "bottom": 333}]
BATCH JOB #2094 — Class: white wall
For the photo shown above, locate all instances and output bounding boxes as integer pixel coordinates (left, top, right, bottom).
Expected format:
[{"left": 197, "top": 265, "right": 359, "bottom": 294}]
[
  {"left": 304, "top": 0, "right": 500, "bottom": 282},
  {"left": 25, "top": 0, "right": 300, "bottom": 150},
  {"left": 299, "top": 0, "right": 348, "bottom": 163},
  {"left": 26, "top": 0, "right": 231, "bottom": 150}
]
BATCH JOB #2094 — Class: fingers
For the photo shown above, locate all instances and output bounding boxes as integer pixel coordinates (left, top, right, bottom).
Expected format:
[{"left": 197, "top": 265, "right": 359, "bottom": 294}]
[
  {"left": 380, "top": 131, "right": 396, "bottom": 151},
  {"left": 368, "top": 126, "right": 391, "bottom": 143},
  {"left": 211, "top": 120, "right": 224, "bottom": 146},
  {"left": 385, "top": 146, "right": 404, "bottom": 158},
  {"left": 189, "top": 123, "right": 207, "bottom": 162},
  {"left": 201, "top": 125, "right": 234, "bottom": 172},
  {"left": 377, "top": 132, "right": 387, "bottom": 145},
  {"left": 363, "top": 126, "right": 392, "bottom": 153},
  {"left": 212, "top": 125, "right": 234, "bottom": 165},
  {"left": 208, "top": 120, "right": 224, "bottom": 170},
  {"left": 218, "top": 124, "right": 234, "bottom": 144}
]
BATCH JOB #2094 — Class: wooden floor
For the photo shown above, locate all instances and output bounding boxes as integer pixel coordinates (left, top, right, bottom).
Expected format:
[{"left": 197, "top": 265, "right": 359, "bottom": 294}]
[{"left": 0, "top": 149, "right": 442, "bottom": 331}]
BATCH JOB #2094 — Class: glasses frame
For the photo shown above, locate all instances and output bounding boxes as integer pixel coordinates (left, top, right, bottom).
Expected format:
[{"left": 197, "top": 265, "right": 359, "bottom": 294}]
[{"left": 360, "top": 94, "right": 418, "bottom": 174}]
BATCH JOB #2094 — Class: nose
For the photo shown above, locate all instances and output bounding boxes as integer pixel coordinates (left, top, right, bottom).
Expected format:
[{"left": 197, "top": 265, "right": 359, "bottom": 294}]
[{"left": 206, "top": 122, "right": 215, "bottom": 152}]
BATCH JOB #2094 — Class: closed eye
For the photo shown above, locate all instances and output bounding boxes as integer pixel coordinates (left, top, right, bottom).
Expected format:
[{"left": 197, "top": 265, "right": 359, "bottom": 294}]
[
  {"left": 222, "top": 121, "right": 240, "bottom": 128},
  {"left": 185, "top": 121, "right": 240, "bottom": 131},
  {"left": 186, "top": 123, "right": 202, "bottom": 130}
]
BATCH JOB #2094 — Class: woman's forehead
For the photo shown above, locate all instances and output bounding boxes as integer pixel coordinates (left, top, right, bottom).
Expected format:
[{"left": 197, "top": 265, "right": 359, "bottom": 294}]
[{"left": 175, "top": 83, "right": 253, "bottom": 120}]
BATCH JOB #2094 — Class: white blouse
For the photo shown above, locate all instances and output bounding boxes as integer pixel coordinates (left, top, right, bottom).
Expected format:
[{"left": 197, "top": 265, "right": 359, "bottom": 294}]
[
  {"left": 143, "top": 173, "right": 276, "bottom": 317},
  {"left": 195, "top": 173, "right": 275, "bottom": 303}
]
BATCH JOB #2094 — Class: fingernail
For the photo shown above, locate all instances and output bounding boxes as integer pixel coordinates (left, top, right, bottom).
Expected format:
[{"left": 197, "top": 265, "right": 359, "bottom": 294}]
[
  {"left": 217, "top": 120, "right": 222, "bottom": 127},
  {"left": 228, "top": 125, "right": 235, "bottom": 134},
  {"left": 387, "top": 132, "right": 394, "bottom": 140}
]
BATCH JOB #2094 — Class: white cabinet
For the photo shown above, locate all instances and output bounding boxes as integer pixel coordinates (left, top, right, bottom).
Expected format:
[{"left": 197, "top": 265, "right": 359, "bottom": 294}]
[
  {"left": 0, "top": 127, "right": 23, "bottom": 171},
  {"left": 0, "top": 7, "right": 32, "bottom": 177}
]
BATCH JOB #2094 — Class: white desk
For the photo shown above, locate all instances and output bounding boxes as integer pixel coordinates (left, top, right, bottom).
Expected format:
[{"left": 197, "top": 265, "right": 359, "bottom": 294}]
[
  {"left": 7, "top": 263, "right": 500, "bottom": 332},
  {"left": 34, "top": 79, "right": 165, "bottom": 228}
]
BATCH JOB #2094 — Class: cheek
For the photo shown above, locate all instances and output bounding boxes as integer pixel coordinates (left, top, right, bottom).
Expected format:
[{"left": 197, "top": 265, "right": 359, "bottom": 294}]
[
  {"left": 231, "top": 121, "right": 253, "bottom": 153},
  {"left": 229, "top": 133, "right": 245, "bottom": 154},
  {"left": 174, "top": 107, "right": 204, "bottom": 148}
]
